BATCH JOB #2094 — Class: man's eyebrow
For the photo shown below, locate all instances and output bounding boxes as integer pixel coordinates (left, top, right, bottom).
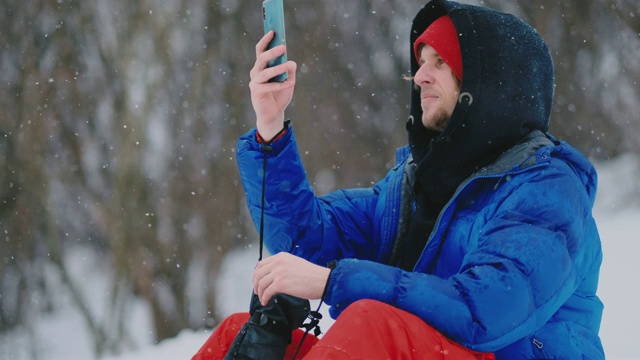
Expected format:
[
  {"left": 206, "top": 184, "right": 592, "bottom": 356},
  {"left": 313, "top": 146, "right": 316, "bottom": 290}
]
[{"left": 419, "top": 51, "right": 442, "bottom": 64}]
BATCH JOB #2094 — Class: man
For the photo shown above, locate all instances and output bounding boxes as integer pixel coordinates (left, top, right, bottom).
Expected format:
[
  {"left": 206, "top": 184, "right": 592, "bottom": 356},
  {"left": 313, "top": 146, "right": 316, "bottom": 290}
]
[{"left": 193, "top": 0, "right": 605, "bottom": 358}]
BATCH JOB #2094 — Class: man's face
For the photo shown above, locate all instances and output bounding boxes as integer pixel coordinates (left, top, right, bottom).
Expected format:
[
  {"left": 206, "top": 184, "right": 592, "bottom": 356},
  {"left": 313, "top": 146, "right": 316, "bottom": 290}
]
[{"left": 414, "top": 44, "right": 461, "bottom": 132}]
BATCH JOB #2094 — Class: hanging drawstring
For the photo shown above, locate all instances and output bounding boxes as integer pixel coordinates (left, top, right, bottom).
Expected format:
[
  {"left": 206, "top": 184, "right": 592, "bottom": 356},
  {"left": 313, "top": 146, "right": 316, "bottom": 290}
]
[
  {"left": 258, "top": 141, "right": 271, "bottom": 262},
  {"left": 290, "top": 262, "right": 337, "bottom": 359},
  {"left": 256, "top": 122, "right": 325, "bottom": 360},
  {"left": 257, "top": 120, "right": 290, "bottom": 260},
  {"left": 290, "top": 259, "right": 335, "bottom": 359},
  {"left": 291, "top": 303, "right": 323, "bottom": 359}
]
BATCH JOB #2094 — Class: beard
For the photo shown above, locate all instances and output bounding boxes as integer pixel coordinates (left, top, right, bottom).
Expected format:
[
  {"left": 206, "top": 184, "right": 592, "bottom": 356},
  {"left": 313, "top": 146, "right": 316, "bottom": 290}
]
[{"left": 422, "top": 107, "right": 451, "bottom": 133}]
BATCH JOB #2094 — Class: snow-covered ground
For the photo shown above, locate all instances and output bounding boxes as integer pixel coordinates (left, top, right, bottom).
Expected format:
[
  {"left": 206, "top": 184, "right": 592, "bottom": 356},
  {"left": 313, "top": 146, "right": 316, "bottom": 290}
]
[{"left": 1, "top": 154, "right": 639, "bottom": 360}]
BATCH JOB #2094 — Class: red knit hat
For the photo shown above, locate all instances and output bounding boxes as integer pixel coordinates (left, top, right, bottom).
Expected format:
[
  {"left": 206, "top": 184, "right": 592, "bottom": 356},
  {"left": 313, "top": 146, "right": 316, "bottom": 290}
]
[{"left": 413, "top": 15, "right": 463, "bottom": 80}]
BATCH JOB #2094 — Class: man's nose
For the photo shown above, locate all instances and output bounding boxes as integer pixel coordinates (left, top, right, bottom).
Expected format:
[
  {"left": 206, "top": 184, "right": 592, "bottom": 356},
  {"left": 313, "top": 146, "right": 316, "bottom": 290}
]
[{"left": 415, "top": 65, "right": 434, "bottom": 86}]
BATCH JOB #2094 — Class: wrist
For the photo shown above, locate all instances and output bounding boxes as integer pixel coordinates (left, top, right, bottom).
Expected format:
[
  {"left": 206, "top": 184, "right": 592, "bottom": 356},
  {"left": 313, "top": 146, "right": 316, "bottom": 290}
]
[
  {"left": 256, "top": 116, "right": 285, "bottom": 141},
  {"left": 256, "top": 120, "right": 290, "bottom": 144}
]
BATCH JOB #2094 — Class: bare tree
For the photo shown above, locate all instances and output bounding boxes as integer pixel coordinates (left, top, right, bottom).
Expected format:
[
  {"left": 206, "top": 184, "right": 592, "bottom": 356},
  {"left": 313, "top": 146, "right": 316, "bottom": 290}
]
[{"left": 1, "top": 0, "right": 638, "bottom": 358}]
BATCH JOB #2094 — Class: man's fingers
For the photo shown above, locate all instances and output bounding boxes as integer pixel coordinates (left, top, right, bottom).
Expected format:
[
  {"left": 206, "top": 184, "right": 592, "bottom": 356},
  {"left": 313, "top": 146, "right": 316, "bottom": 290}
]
[
  {"left": 255, "top": 30, "right": 275, "bottom": 58},
  {"left": 257, "top": 276, "right": 274, "bottom": 305},
  {"left": 253, "top": 257, "right": 276, "bottom": 296},
  {"left": 255, "top": 270, "right": 284, "bottom": 306},
  {"left": 257, "top": 44, "right": 286, "bottom": 62},
  {"left": 260, "top": 285, "right": 277, "bottom": 306},
  {"left": 252, "top": 45, "right": 287, "bottom": 77},
  {"left": 252, "top": 261, "right": 269, "bottom": 293},
  {"left": 253, "top": 62, "right": 290, "bottom": 84},
  {"left": 252, "top": 60, "right": 296, "bottom": 85},
  {"left": 251, "top": 44, "right": 285, "bottom": 73},
  {"left": 253, "top": 255, "right": 282, "bottom": 305},
  {"left": 286, "top": 61, "right": 297, "bottom": 83}
]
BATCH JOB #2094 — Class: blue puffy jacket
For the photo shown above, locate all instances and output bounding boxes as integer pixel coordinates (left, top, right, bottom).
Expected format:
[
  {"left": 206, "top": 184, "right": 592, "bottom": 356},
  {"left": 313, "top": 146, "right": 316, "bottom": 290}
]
[
  {"left": 237, "top": 128, "right": 604, "bottom": 359},
  {"left": 237, "top": 0, "right": 605, "bottom": 357}
]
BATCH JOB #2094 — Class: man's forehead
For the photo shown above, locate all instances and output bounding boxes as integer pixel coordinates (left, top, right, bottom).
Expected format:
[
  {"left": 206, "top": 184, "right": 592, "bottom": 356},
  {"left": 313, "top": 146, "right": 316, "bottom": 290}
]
[{"left": 419, "top": 44, "right": 442, "bottom": 59}]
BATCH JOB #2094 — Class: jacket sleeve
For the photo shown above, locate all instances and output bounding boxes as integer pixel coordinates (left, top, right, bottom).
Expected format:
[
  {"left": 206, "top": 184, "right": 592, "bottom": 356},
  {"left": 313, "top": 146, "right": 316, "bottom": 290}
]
[
  {"left": 236, "top": 127, "right": 395, "bottom": 266},
  {"left": 323, "top": 157, "right": 601, "bottom": 352}
]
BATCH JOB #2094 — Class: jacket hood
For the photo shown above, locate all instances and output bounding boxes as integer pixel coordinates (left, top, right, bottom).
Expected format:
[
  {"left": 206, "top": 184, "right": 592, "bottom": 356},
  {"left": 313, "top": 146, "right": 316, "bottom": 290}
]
[{"left": 407, "top": 0, "right": 555, "bottom": 207}]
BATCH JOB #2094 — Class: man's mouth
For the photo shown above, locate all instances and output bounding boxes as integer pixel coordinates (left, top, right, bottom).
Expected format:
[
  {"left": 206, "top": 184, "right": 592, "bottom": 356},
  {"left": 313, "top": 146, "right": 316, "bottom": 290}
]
[{"left": 421, "top": 93, "right": 439, "bottom": 103}]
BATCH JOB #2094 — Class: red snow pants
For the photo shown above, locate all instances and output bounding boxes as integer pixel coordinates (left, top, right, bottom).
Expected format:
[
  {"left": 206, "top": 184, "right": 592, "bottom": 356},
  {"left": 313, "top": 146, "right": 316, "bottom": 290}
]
[{"left": 192, "top": 299, "right": 495, "bottom": 360}]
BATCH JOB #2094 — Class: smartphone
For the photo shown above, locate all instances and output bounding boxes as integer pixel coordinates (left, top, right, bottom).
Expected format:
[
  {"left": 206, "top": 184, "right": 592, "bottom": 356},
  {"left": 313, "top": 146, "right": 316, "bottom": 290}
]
[{"left": 262, "top": 0, "right": 288, "bottom": 82}]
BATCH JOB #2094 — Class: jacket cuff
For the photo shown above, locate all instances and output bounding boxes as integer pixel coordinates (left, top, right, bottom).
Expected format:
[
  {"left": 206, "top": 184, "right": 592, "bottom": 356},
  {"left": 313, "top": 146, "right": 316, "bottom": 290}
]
[
  {"left": 256, "top": 120, "right": 291, "bottom": 143},
  {"left": 238, "top": 122, "right": 295, "bottom": 156},
  {"left": 321, "top": 260, "right": 338, "bottom": 301},
  {"left": 324, "top": 259, "right": 401, "bottom": 319}
]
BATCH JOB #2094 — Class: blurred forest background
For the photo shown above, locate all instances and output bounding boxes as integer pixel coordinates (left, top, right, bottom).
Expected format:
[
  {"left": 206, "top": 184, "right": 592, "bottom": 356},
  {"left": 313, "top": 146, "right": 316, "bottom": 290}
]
[{"left": 1, "top": 0, "right": 639, "bottom": 358}]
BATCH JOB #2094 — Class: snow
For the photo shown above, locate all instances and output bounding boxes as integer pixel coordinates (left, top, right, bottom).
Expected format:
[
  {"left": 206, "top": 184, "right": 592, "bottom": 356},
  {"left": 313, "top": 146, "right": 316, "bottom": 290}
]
[
  {"left": 590, "top": 153, "right": 640, "bottom": 359},
  {"left": 1, "top": 154, "right": 639, "bottom": 360}
]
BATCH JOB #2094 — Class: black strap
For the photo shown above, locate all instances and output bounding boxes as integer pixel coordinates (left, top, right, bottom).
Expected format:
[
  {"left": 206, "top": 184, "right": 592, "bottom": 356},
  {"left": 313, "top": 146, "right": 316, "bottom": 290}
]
[
  {"left": 256, "top": 121, "right": 326, "bottom": 359},
  {"left": 258, "top": 142, "right": 272, "bottom": 261},
  {"left": 291, "top": 260, "right": 335, "bottom": 359},
  {"left": 257, "top": 120, "right": 290, "bottom": 261}
]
